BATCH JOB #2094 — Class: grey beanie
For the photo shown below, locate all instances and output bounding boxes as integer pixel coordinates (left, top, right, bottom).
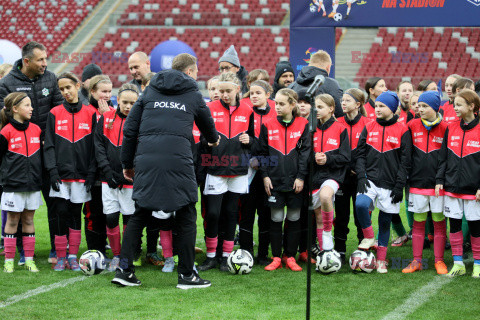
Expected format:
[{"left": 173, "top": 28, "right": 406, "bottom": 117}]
[{"left": 218, "top": 45, "right": 240, "bottom": 68}]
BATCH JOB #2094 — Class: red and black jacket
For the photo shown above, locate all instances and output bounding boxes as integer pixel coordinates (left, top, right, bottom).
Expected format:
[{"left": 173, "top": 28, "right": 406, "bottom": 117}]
[
  {"left": 312, "top": 117, "right": 350, "bottom": 190},
  {"left": 94, "top": 108, "right": 132, "bottom": 188},
  {"left": 439, "top": 100, "right": 458, "bottom": 124},
  {"left": 398, "top": 107, "right": 414, "bottom": 125},
  {"left": 436, "top": 117, "right": 480, "bottom": 199},
  {"left": 0, "top": 119, "right": 42, "bottom": 192},
  {"left": 88, "top": 97, "right": 115, "bottom": 122},
  {"left": 355, "top": 115, "right": 410, "bottom": 190},
  {"left": 203, "top": 99, "right": 254, "bottom": 176},
  {"left": 240, "top": 97, "right": 275, "bottom": 112},
  {"left": 250, "top": 103, "right": 277, "bottom": 155},
  {"left": 407, "top": 118, "right": 447, "bottom": 195},
  {"left": 257, "top": 116, "right": 310, "bottom": 191},
  {"left": 44, "top": 101, "right": 97, "bottom": 182},
  {"left": 337, "top": 113, "right": 371, "bottom": 173},
  {"left": 364, "top": 99, "right": 376, "bottom": 120}
]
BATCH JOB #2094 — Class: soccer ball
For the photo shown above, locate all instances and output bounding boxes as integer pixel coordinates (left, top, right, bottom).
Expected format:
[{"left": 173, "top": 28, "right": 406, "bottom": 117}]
[
  {"left": 79, "top": 250, "right": 106, "bottom": 276},
  {"left": 349, "top": 250, "right": 376, "bottom": 273},
  {"left": 334, "top": 13, "right": 343, "bottom": 22},
  {"left": 316, "top": 250, "right": 342, "bottom": 274},
  {"left": 310, "top": 4, "right": 317, "bottom": 13},
  {"left": 227, "top": 249, "right": 254, "bottom": 274}
]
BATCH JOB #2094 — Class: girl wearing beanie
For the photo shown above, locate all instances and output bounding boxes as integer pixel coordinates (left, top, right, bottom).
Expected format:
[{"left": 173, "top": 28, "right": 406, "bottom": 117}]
[
  {"left": 354, "top": 91, "right": 410, "bottom": 273},
  {"left": 402, "top": 91, "right": 448, "bottom": 275}
]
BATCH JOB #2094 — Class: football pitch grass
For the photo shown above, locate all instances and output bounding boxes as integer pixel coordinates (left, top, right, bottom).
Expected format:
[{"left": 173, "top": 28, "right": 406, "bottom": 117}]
[{"left": 1, "top": 199, "right": 479, "bottom": 319}]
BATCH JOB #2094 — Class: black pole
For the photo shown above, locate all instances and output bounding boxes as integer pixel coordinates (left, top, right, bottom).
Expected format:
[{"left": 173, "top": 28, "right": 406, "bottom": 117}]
[{"left": 305, "top": 94, "right": 318, "bottom": 320}]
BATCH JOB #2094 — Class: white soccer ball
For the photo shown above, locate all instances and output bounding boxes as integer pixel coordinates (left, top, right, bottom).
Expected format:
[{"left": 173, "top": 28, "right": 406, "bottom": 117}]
[
  {"left": 316, "top": 250, "right": 342, "bottom": 274},
  {"left": 310, "top": 5, "right": 317, "bottom": 13},
  {"left": 349, "top": 250, "right": 376, "bottom": 273},
  {"left": 79, "top": 250, "right": 106, "bottom": 276},
  {"left": 227, "top": 249, "right": 254, "bottom": 274},
  {"left": 334, "top": 13, "right": 343, "bottom": 22}
]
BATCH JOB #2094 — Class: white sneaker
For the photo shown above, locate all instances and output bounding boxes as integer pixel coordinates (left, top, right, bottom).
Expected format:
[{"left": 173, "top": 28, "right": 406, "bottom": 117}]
[
  {"left": 358, "top": 238, "right": 376, "bottom": 250},
  {"left": 322, "top": 231, "right": 334, "bottom": 251},
  {"left": 376, "top": 260, "right": 388, "bottom": 274}
]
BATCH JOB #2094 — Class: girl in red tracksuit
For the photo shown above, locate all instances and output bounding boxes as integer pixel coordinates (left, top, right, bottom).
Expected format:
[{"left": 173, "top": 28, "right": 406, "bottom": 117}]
[
  {"left": 0, "top": 92, "right": 42, "bottom": 273},
  {"left": 364, "top": 77, "right": 387, "bottom": 119},
  {"left": 45, "top": 72, "right": 97, "bottom": 272},
  {"left": 311, "top": 94, "right": 350, "bottom": 259},
  {"left": 198, "top": 72, "right": 254, "bottom": 272},
  {"left": 95, "top": 83, "right": 139, "bottom": 272},
  {"left": 335, "top": 88, "right": 369, "bottom": 261},
  {"left": 440, "top": 74, "right": 461, "bottom": 124},
  {"left": 238, "top": 80, "right": 277, "bottom": 264},
  {"left": 436, "top": 89, "right": 480, "bottom": 278},
  {"left": 396, "top": 81, "right": 415, "bottom": 125},
  {"left": 258, "top": 88, "right": 310, "bottom": 272}
]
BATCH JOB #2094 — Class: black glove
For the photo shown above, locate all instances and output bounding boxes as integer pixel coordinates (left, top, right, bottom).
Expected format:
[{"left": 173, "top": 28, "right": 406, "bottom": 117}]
[
  {"left": 390, "top": 187, "right": 404, "bottom": 204},
  {"left": 85, "top": 175, "right": 96, "bottom": 193},
  {"left": 105, "top": 171, "right": 118, "bottom": 189},
  {"left": 113, "top": 171, "right": 126, "bottom": 190},
  {"left": 50, "top": 169, "right": 62, "bottom": 192},
  {"left": 357, "top": 177, "right": 370, "bottom": 194}
]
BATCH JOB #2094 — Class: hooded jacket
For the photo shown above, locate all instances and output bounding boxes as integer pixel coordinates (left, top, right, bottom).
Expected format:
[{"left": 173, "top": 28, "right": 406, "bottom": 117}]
[
  {"left": 121, "top": 69, "right": 218, "bottom": 212},
  {"left": 289, "top": 66, "right": 344, "bottom": 118},
  {"left": 0, "top": 59, "right": 64, "bottom": 137}
]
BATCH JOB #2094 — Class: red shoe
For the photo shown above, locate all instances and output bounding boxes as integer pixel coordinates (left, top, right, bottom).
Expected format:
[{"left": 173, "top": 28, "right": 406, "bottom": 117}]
[
  {"left": 298, "top": 251, "right": 316, "bottom": 264},
  {"left": 285, "top": 257, "right": 302, "bottom": 271},
  {"left": 265, "top": 257, "right": 282, "bottom": 271}
]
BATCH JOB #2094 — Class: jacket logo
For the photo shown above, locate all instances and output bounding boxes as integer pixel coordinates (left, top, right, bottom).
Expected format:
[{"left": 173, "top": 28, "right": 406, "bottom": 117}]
[
  {"left": 42, "top": 88, "right": 50, "bottom": 96},
  {"left": 78, "top": 123, "right": 90, "bottom": 130},
  {"left": 16, "top": 87, "right": 31, "bottom": 91},
  {"left": 356, "top": 132, "right": 361, "bottom": 139},
  {"left": 386, "top": 136, "right": 399, "bottom": 144},
  {"left": 234, "top": 116, "right": 247, "bottom": 123},
  {"left": 154, "top": 101, "right": 186, "bottom": 111},
  {"left": 57, "top": 120, "right": 68, "bottom": 125},
  {"left": 451, "top": 136, "right": 460, "bottom": 141},
  {"left": 30, "top": 137, "right": 40, "bottom": 144},
  {"left": 269, "top": 135, "right": 279, "bottom": 141},
  {"left": 326, "top": 138, "right": 338, "bottom": 145},
  {"left": 10, "top": 143, "right": 22, "bottom": 149},
  {"left": 57, "top": 126, "right": 68, "bottom": 131},
  {"left": 414, "top": 132, "right": 423, "bottom": 137},
  {"left": 432, "top": 137, "right": 443, "bottom": 144},
  {"left": 10, "top": 137, "right": 21, "bottom": 143},
  {"left": 269, "top": 130, "right": 279, "bottom": 134},
  {"left": 466, "top": 140, "right": 480, "bottom": 148},
  {"left": 369, "top": 132, "right": 378, "bottom": 137},
  {"left": 290, "top": 131, "right": 302, "bottom": 139}
]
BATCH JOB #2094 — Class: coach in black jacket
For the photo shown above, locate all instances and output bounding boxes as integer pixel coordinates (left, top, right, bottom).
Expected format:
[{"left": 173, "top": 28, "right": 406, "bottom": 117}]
[{"left": 113, "top": 53, "right": 219, "bottom": 289}]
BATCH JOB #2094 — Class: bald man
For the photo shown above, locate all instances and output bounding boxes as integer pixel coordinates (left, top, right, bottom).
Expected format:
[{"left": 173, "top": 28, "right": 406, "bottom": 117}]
[{"left": 128, "top": 52, "right": 151, "bottom": 92}]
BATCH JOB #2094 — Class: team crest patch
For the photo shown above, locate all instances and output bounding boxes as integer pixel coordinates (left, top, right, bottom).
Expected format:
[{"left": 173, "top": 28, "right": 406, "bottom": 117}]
[
  {"left": 42, "top": 88, "right": 49, "bottom": 96},
  {"left": 466, "top": 0, "right": 480, "bottom": 6}
]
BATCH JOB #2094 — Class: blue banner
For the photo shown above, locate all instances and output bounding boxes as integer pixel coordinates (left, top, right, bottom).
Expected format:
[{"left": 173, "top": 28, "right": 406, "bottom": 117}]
[
  {"left": 290, "top": 27, "right": 336, "bottom": 78},
  {"left": 291, "top": 0, "right": 480, "bottom": 28}
]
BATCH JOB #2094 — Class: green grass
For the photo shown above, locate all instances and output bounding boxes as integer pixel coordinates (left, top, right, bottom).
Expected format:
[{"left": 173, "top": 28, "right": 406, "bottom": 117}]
[{"left": 1, "top": 198, "right": 479, "bottom": 319}]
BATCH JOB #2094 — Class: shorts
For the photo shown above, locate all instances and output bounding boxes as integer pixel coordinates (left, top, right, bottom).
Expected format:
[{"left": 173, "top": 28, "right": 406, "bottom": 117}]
[
  {"left": 408, "top": 193, "right": 444, "bottom": 213},
  {"left": 102, "top": 184, "right": 135, "bottom": 215},
  {"left": 356, "top": 180, "right": 399, "bottom": 214},
  {"left": 444, "top": 196, "right": 480, "bottom": 221},
  {"left": 347, "top": 0, "right": 356, "bottom": 3},
  {"left": 203, "top": 174, "right": 249, "bottom": 195},
  {"left": 1, "top": 191, "right": 42, "bottom": 212},
  {"left": 49, "top": 181, "right": 91, "bottom": 203},
  {"left": 152, "top": 210, "right": 174, "bottom": 220},
  {"left": 312, "top": 179, "right": 339, "bottom": 210},
  {"left": 267, "top": 190, "right": 304, "bottom": 208}
]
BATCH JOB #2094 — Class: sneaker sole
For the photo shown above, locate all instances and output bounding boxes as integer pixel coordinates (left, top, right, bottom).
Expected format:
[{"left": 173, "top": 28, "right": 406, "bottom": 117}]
[
  {"left": 111, "top": 278, "right": 141, "bottom": 287},
  {"left": 176, "top": 283, "right": 211, "bottom": 290}
]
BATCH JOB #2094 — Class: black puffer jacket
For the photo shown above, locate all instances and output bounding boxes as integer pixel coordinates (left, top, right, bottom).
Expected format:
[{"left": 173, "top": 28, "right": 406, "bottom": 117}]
[
  {"left": 121, "top": 69, "right": 219, "bottom": 212},
  {"left": 289, "top": 66, "right": 344, "bottom": 118},
  {"left": 0, "top": 59, "right": 64, "bottom": 136}
]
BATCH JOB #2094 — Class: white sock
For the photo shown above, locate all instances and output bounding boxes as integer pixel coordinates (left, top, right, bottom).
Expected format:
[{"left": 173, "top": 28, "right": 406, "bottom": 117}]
[
  {"left": 68, "top": 254, "right": 76, "bottom": 259},
  {"left": 332, "top": 4, "right": 338, "bottom": 12},
  {"left": 25, "top": 257, "right": 33, "bottom": 261},
  {"left": 454, "top": 260, "right": 465, "bottom": 266},
  {"left": 347, "top": 7, "right": 351, "bottom": 15},
  {"left": 322, "top": 231, "right": 334, "bottom": 251},
  {"left": 5, "top": 258, "right": 14, "bottom": 262},
  {"left": 206, "top": 252, "right": 215, "bottom": 258},
  {"left": 321, "top": 4, "right": 326, "bottom": 11},
  {"left": 222, "top": 252, "right": 229, "bottom": 258}
]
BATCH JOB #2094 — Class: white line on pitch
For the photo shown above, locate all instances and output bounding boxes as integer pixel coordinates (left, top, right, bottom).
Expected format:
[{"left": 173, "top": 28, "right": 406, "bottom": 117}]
[
  {"left": 381, "top": 276, "right": 452, "bottom": 320},
  {"left": 0, "top": 276, "right": 87, "bottom": 308}
]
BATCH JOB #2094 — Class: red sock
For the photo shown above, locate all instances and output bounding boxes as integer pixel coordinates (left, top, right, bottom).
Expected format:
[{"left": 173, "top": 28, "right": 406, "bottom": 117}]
[
  {"left": 321, "top": 210, "right": 333, "bottom": 232},
  {"left": 22, "top": 235, "right": 36, "bottom": 259},
  {"left": 450, "top": 231, "right": 463, "bottom": 257},
  {"left": 206, "top": 236, "right": 218, "bottom": 256},
  {"left": 377, "top": 246, "right": 387, "bottom": 261},
  {"left": 106, "top": 226, "right": 121, "bottom": 256},
  {"left": 471, "top": 236, "right": 480, "bottom": 261},
  {"left": 160, "top": 230, "right": 173, "bottom": 258},
  {"left": 362, "top": 226, "right": 374, "bottom": 239},
  {"left": 4, "top": 237, "right": 16, "bottom": 260},
  {"left": 316, "top": 228, "right": 323, "bottom": 250},
  {"left": 223, "top": 240, "right": 234, "bottom": 255},
  {"left": 412, "top": 220, "right": 426, "bottom": 261},
  {"left": 433, "top": 220, "right": 446, "bottom": 263},
  {"left": 68, "top": 228, "right": 81, "bottom": 256},
  {"left": 55, "top": 235, "right": 68, "bottom": 259}
]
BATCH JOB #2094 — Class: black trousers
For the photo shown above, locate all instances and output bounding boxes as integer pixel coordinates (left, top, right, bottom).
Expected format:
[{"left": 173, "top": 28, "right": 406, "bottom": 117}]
[
  {"left": 51, "top": 198, "right": 82, "bottom": 235},
  {"left": 120, "top": 203, "right": 197, "bottom": 276},
  {"left": 334, "top": 178, "right": 363, "bottom": 253},
  {"left": 83, "top": 184, "right": 107, "bottom": 254},
  {"left": 43, "top": 168, "right": 56, "bottom": 251},
  {"left": 238, "top": 174, "right": 270, "bottom": 258}
]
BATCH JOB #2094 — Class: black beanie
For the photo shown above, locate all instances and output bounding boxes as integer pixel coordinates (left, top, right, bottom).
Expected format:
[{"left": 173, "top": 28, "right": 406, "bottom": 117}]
[
  {"left": 82, "top": 64, "right": 102, "bottom": 82},
  {"left": 274, "top": 61, "right": 294, "bottom": 85},
  {"left": 297, "top": 88, "right": 308, "bottom": 102}
]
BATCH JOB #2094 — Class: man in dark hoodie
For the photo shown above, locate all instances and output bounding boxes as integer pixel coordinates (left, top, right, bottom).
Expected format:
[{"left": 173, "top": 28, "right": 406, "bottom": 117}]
[
  {"left": 273, "top": 60, "right": 295, "bottom": 96},
  {"left": 218, "top": 45, "right": 248, "bottom": 94},
  {"left": 0, "top": 41, "right": 64, "bottom": 262},
  {"left": 78, "top": 63, "right": 102, "bottom": 105},
  {"left": 289, "top": 50, "right": 344, "bottom": 117},
  {"left": 112, "top": 53, "right": 220, "bottom": 289}
]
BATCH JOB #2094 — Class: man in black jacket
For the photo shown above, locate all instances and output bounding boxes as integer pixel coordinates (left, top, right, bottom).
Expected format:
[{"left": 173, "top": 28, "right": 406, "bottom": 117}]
[
  {"left": 272, "top": 60, "right": 295, "bottom": 97},
  {"left": 112, "top": 53, "right": 220, "bottom": 289},
  {"left": 289, "top": 50, "right": 344, "bottom": 117},
  {"left": 0, "top": 41, "right": 64, "bottom": 262}
]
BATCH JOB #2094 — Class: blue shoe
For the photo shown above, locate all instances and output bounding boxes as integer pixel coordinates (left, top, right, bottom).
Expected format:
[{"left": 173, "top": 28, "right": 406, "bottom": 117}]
[
  {"left": 162, "top": 257, "right": 175, "bottom": 273},
  {"left": 48, "top": 250, "right": 57, "bottom": 264},
  {"left": 54, "top": 258, "right": 67, "bottom": 271},
  {"left": 68, "top": 257, "right": 81, "bottom": 271},
  {"left": 18, "top": 250, "right": 25, "bottom": 266}
]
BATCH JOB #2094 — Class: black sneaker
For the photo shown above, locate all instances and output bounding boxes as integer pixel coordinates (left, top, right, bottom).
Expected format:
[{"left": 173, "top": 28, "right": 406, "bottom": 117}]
[
  {"left": 177, "top": 273, "right": 211, "bottom": 290},
  {"left": 256, "top": 256, "right": 270, "bottom": 266},
  {"left": 111, "top": 268, "right": 141, "bottom": 287},
  {"left": 197, "top": 257, "right": 218, "bottom": 271},
  {"left": 339, "top": 252, "right": 346, "bottom": 267},
  {"left": 219, "top": 257, "right": 229, "bottom": 272}
]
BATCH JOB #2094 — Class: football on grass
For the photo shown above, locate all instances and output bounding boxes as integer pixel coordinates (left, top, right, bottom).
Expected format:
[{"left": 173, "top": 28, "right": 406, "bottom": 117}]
[
  {"left": 227, "top": 249, "right": 254, "bottom": 274},
  {"left": 79, "top": 250, "right": 106, "bottom": 276}
]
